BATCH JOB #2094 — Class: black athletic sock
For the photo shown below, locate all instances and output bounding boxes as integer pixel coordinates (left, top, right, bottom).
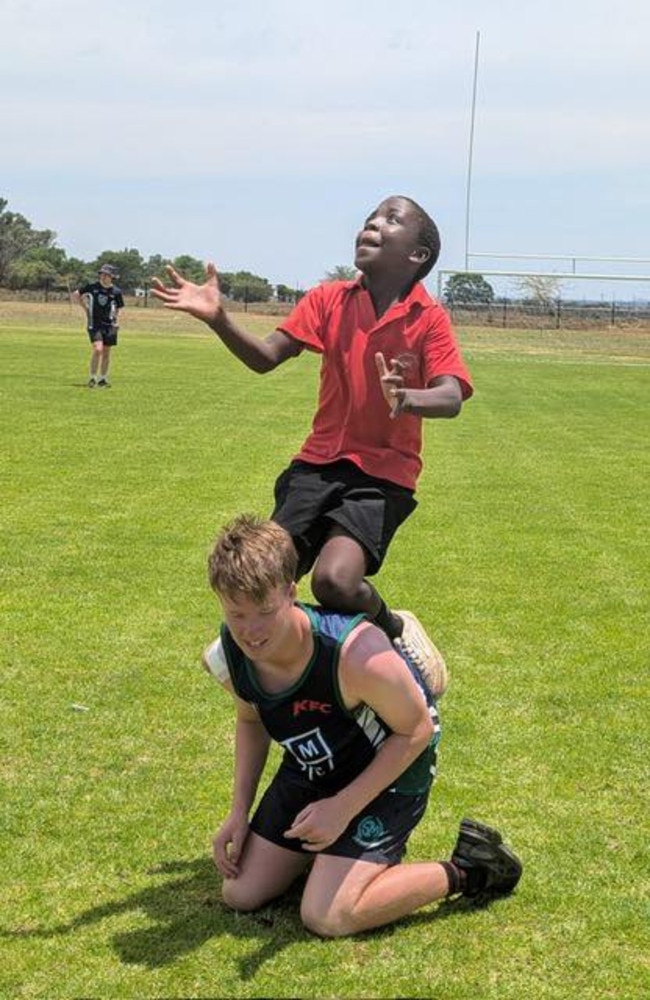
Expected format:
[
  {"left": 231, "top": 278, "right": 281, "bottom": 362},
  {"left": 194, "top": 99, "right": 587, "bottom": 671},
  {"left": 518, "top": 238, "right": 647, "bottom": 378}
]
[
  {"left": 441, "top": 861, "right": 467, "bottom": 896},
  {"left": 373, "top": 599, "right": 403, "bottom": 640}
]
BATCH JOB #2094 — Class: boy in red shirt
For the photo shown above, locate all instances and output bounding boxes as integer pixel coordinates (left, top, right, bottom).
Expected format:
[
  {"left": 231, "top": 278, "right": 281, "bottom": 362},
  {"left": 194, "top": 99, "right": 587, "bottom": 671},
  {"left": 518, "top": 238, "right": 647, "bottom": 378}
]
[{"left": 152, "top": 196, "right": 473, "bottom": 693}]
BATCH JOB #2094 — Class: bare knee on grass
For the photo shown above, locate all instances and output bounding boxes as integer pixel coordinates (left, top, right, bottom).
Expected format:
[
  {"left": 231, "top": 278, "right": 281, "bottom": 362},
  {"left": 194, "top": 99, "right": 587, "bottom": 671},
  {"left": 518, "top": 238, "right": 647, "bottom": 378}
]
[
  {"left": 300, "top": 895, "right": 358, "bottom": 938},
  {"left": 221, "top": 877, "right": 271, "bottom": 913},
  {"left": 220, "top": 832, "right": 310, "bottom": 913},
  {"left": 300, "top": 855, "right": 387, "bottom": 938}
]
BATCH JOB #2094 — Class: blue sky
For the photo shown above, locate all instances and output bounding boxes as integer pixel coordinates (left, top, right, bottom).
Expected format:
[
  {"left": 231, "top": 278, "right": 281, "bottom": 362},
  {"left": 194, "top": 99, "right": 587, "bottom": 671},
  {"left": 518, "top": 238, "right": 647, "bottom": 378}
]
[{"left": 3, "top": 0, "right": 649, "bottom": 298}]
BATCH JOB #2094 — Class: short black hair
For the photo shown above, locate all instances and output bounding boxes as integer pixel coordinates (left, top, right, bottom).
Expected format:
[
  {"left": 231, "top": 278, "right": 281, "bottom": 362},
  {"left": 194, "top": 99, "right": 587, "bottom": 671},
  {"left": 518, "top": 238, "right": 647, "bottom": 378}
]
[{"left": 401, "top": 196, "right": 441, "bottom": 280}]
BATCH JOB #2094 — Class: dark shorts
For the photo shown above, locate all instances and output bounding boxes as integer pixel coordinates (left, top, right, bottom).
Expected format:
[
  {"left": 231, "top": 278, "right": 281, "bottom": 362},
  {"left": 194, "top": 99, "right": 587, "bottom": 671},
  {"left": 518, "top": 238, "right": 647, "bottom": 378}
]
[
  {"left": 272, "top": 459, "right": 417, "bottom": 578},
  {"left": 88, "top": 324, "right": 118, "bottom": 347},
  {"left": 250, "top": 768, "right": 431, "bottom": 866}
]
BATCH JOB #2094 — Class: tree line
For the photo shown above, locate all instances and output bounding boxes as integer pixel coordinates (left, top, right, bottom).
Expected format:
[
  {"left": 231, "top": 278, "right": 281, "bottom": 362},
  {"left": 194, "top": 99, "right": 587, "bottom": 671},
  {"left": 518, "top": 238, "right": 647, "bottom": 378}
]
[
  {"left": 3, "top": 196, "right": 561, "bottom": 308},
  {"left": 0, "top": 197, "right": 305, "bottom": 303}
]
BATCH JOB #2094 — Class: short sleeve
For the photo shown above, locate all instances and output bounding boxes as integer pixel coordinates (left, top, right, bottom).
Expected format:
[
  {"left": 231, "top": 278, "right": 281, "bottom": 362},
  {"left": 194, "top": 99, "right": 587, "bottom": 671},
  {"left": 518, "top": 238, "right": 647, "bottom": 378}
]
[
  {"left": 421, "top": 306, "right": 473, "bottom": 400},
  {"left": 277, "top": 283, "right": 338, "bottom": 354}
]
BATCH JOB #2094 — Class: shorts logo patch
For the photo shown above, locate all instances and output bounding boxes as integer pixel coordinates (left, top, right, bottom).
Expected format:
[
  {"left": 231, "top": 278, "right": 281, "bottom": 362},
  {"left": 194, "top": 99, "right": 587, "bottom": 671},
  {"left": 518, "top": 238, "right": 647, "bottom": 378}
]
[{"left": 353, "top": 815, "right": 389, "bottom": 849}]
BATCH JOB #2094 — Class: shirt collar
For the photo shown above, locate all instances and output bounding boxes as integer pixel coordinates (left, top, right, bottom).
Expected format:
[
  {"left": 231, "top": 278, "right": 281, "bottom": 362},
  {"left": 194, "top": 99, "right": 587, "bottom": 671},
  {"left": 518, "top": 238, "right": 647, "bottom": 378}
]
[{"left": 350, "top": 275, "right": 431, "bottom": 316}]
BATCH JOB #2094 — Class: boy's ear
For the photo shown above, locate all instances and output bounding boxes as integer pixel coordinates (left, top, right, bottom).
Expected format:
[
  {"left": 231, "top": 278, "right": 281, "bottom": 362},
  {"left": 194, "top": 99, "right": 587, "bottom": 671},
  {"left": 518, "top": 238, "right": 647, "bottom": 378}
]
[{"left": 409, "top": 246, "right": 431, "bottom": 265}]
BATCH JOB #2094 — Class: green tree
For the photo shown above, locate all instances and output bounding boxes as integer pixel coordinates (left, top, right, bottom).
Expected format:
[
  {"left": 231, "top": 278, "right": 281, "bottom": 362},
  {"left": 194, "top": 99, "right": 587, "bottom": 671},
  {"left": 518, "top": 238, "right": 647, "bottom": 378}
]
[
  {"left": 217, "top": 271, "right": 233, "bottom": 296},
  {"left": 172, "top": 254, "right": 206, "bottom": 284},
  {"left": 324, "top": 265, "right": 357, "bottom": 282},
  {"left": 144, "top": 254, "right": 168, "bottom": 281},
  {"left": 93, "top": 248, "right": 145, "bottom": 293},
  {"left": 7, "top": 245, "right": 68, "bottom": 290},
  {"left": 62, "top": 257, "right": 88, "bottom": 289},
  {"left": 276, "top": 283, "right": 301, "bottom": 303},
  {"left": 443, "top": 273, "right": 495, "bottom": 306},
  {"left": 229, "top": 270, "right": 273, "bottom": 303},
  {"left": 0, "top": 197, "right": 57, "bottom": 285}
]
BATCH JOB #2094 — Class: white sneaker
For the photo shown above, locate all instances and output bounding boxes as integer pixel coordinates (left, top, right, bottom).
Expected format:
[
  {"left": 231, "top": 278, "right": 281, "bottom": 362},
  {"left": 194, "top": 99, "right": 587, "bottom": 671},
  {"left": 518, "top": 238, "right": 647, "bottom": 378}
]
[{"left": 395, "top": 610, "right": 448, "bottom": 699}]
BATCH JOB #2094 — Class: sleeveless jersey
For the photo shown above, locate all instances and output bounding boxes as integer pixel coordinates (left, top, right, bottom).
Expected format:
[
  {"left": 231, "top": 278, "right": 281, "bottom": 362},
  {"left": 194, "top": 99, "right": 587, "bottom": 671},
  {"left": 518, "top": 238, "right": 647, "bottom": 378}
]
[{"left": 219, "top": 603, "right": 439, "bottom": 795}]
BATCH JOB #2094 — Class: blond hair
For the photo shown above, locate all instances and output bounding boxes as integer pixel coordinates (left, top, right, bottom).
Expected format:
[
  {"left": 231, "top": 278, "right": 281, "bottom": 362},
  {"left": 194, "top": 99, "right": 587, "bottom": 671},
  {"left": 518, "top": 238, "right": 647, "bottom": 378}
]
[{"left": 208, "top": 514, "right": 298, "bottom": 601}]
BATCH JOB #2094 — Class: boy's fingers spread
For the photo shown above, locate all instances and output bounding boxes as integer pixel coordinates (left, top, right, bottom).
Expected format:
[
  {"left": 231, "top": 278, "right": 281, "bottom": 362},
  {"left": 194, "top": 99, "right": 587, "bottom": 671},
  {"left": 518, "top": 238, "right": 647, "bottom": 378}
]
[{"left": 165, "top": 264, "right": 183, "bottom": 284}]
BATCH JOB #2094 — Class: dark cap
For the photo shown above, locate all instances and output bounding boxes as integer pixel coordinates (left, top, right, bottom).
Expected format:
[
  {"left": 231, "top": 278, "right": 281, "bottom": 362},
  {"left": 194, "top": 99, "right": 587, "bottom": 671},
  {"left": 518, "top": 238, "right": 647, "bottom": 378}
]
[{"left": 98, "top": 264, "right": 118, "bottom": 277}]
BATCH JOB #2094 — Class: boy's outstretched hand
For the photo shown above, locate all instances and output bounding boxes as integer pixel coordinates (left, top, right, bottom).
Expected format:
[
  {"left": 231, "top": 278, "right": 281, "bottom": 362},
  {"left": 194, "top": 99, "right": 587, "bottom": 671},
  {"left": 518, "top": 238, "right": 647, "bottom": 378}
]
[
  {"left": 150, "top": 262, "right": 222, "bottom": 323},
  {"left": 375, "top": 351, "right": 407, "bottom": 418}
]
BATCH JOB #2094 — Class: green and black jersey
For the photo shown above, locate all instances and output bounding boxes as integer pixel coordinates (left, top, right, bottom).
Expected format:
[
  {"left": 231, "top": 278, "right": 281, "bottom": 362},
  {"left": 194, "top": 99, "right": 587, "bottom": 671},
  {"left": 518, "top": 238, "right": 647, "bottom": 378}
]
[{"left": 220, "top": 603, "right": 439, "bottom": 795}]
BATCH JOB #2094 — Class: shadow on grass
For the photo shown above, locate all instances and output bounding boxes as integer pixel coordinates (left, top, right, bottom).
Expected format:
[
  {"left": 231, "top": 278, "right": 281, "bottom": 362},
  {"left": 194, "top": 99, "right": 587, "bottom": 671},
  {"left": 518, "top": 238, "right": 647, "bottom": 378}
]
[
  {"left": 1, "top": 858, "right": 307, "bottom": 978},
  {"left": 1, "top": 856, "right": 502, "bottom": 978}
]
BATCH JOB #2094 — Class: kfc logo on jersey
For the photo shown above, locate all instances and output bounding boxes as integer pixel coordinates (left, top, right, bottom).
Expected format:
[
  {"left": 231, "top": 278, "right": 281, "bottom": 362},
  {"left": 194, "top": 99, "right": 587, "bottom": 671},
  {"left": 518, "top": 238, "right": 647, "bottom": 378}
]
[{"left": 292, "top": 698, "right": 332, "bottom": 717}]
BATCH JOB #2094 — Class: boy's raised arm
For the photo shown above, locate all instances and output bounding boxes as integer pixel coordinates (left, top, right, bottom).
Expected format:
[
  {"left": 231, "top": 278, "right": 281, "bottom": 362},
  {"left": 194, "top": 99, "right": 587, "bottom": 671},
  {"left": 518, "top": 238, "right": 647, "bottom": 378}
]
[{"left": 151, "top": 262, "right": 300, "bottom": 373}]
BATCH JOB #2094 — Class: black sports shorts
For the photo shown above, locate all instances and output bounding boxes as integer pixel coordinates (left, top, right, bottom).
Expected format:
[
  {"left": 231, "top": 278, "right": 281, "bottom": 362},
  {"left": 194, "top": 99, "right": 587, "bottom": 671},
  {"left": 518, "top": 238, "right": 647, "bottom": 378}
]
[
  {"left": 250, "top": 767, "right": 431, "bottom": 866},
  {"left": 88, "top": 324, "right": 118, "bottom": 347},
  {"left": 272, "top": 459, "right": 417, "bottom": 578}
]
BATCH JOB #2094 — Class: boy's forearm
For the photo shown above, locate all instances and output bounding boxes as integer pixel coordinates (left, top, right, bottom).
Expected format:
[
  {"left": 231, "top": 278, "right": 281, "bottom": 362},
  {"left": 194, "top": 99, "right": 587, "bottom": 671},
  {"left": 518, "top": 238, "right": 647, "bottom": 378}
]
[
  {"left": 207, "top": 309, "right": 281, "bottom": 373},
  {"left": 333, "top": 728, "right": 431, "bottom": 823},
  {"left": 230, "top": 718, "right": 271, "bottom": 814},
  {"left": 402, "top": 382, "right": 463, "bottom": 418}
]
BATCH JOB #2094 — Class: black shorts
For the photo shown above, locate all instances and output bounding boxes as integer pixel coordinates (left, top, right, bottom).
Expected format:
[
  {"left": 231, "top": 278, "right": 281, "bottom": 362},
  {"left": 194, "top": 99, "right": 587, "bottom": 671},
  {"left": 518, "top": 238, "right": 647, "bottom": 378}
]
[
  {"left": 250, "top": 767, "right": 431, "bottom": 866},
  {"left": 88, "top": 324, "right": 118, "bottom": 347},
  {"left": 272, "top": 459, "right": 417, "bottom": 578}
]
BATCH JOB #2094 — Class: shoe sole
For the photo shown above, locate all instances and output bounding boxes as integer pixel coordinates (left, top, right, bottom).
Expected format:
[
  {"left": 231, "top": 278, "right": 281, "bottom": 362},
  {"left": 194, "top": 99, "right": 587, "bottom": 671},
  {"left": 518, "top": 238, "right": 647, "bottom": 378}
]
[{"left": 395, "top": 609, "right": 449, "bottom": 698}]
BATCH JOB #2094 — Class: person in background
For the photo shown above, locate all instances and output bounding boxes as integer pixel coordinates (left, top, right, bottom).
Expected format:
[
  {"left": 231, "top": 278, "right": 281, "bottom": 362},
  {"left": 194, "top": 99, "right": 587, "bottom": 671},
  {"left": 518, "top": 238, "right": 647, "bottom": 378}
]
[{"left": 74, "top": 263, "right": 124, "bottom": 387}]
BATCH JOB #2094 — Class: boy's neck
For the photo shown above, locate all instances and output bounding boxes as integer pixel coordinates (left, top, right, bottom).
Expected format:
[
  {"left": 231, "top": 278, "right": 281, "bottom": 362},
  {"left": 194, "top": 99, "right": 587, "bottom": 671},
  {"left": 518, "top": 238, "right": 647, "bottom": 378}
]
[{"left": 362, "top": 273, "right": 416, "bottom": 319}]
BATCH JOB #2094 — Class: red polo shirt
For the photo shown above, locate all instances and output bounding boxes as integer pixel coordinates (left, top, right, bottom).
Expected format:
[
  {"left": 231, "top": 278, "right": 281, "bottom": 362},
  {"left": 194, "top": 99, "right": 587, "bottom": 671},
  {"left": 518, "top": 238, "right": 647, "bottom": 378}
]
[{"left": 278, "top": 279, "right": 473, "bottom": 491}]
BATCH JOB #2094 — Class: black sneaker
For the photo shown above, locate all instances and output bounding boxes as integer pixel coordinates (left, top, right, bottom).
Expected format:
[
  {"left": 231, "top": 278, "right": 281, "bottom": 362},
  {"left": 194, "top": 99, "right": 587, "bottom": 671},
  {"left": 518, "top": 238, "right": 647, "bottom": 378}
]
[
  {"left": 88, "top": 377, "right": 97, "bottom": 388},
  {"left": 451, "top": 818, "right": 522, "bottom": 898},
  {"left": 96, "top": 378, "right": 110, "bottom": 388}
]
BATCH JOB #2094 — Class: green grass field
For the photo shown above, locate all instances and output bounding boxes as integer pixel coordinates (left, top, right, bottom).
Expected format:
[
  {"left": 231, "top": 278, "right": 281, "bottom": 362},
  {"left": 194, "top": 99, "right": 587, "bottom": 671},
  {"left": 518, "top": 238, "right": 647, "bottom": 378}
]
[{"left": 2, "top": 302, "right": 648, "bottom": 999}]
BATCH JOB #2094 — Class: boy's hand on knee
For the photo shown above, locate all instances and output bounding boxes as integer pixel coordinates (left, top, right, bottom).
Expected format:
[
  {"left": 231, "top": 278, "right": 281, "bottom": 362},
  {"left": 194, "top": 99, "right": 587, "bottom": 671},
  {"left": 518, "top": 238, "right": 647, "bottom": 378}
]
[{"left": 213, "top": 812, "right": 249, "bottom": 878}]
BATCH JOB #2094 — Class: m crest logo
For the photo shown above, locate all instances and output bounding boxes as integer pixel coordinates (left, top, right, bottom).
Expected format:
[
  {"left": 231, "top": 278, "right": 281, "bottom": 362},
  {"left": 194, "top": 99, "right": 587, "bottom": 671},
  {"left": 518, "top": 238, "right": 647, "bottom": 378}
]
[{"left": 281, "top": 727, "right": 335, "bottom": 779}]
